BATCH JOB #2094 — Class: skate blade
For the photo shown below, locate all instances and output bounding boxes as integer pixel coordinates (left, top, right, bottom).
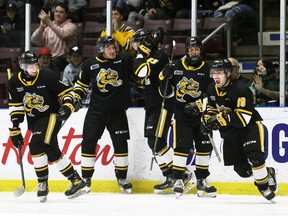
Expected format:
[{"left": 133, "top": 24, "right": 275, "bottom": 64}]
[
  {"left": 120, "top": 188, "right": 132, "bottom": 194},
  {"left": 39, "top": 196, "right": 47, "bottom": 203},
  {"left": 269, "top": 198, "right": 276, "bottom": 204},
  {"left": 197, "top": 191, "right": 217, "bottom": 198},
  {"left": 183, "top": 182, "right": 196, "bottom": 194},
  {"left": 154, "top": 187, "right": 173, "bottom": 194},
  {"left": 67, "top": 189, "right": 87, "bottom": 199},
  {"left": 175, "top": 192, "right": 183, "bottom": 199}
]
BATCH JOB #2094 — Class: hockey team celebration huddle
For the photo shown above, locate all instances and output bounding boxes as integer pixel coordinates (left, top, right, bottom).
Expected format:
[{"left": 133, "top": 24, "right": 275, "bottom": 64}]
[{"left": 3, "top": 1, "right": 280, "bottom": 204}]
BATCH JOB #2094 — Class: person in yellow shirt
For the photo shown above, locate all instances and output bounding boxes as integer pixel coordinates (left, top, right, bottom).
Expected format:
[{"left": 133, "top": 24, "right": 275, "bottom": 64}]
[{"left": 101, "top": 7, "right": 135, "bottom": 55}]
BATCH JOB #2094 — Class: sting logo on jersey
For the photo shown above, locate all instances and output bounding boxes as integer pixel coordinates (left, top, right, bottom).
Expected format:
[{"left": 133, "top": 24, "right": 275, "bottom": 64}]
[
  {"left": 23, "top": 92, "right": 49, "bottom": 117},
  {"left": 176, "top": 77, "right": 202, "bottom": 102},
  {"left": 96, "top": 68, "right": 123, "bottom": 92}
]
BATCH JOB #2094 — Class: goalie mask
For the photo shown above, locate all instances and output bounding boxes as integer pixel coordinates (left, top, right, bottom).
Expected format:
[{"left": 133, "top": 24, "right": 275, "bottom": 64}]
[
  {"left": 185, "top": 36, "right": 202, "bottom": 65},
  {"left": 18, "top": 50, "right": 39, "bottom": 77}
]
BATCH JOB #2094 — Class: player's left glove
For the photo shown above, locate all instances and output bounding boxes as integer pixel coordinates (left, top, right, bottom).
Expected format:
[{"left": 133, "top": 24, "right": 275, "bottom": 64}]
[
  {"left": 138, "top": 27, "right": 164, "bottom": 58},
  {"left": 184, "top": 99, "right": 203, "bottom": 118},
  {"left": 58, "top": 102, "right": 75, "bottom": 121}
]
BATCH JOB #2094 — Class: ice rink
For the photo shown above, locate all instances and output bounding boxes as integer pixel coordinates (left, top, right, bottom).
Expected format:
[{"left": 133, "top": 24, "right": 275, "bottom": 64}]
[{"left": 0, "top": 192, "right": 287, "bottom": 216}]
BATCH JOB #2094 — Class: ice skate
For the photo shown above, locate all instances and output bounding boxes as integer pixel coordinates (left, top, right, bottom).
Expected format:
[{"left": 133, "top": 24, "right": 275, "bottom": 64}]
[
  {"left": 118, "top": 179, "right": 132, "bottom": 194},
  {"left": 173, "top": 179, "right": 184, "bottom": 199},
  {"left": 183, "top": 170, "right": 197, "bottom": 194},
  {"left": 256, "top": 182, "right": 276, "bottom": 203},
  {"left": 37, "top": 181, "right": 49, "bottom": 203},
  {"left": 154, "top": 176, "right": 174, "bottom": 194},
  {"left": 65, "top": 171, "right": 87, "bottom": 199},
  {"left": 84, "top": 178, "right": 91, "bottom": 193},
  {"left": 267, "top": 167, "right": 277, "bottom": 192},
  {"left": 196, "top": 178, "right": 217, "bottom": 198}
]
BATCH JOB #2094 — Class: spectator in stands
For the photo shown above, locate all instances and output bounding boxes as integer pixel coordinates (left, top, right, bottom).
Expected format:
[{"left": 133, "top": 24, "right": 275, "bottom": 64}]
[
  {"left": 126, "top": 0, "right": 147, "bottom": 21},
  {"left": 67, "top": 0, "right": 87, "bottom": 23},
  {"left": 62, "top": 46, "right": 83, "bottom": 87},
  {"left": 175, "top": 0, "right": 221, "bottom": 19},
  {"left": 252, "top": 61, "right": 288, "bottom": 106},
  {"left": 144, "top": 0, "right": 180, "bottom": 20},
  {"left": 31, "top": 2, "right": 79, "bottom": 71},
  {"left": 213, "top": 0, "right": 257, "bottom": 46},
  {"left": 0, "top": 2, "right": 25, "bottom": 47},
  {"left": 38, "top": 47, "right": 61, "bottom": 79},
  {"left": 42, "top": 0, "right": 64, "bottom": 17},
  {"left": 100, "top": 6, "right": 135, "bottom": 55},
  {"left": 228, "top": 57, "right": 250, "bottom": 85},
  {"left": 251, "top": 57, "right": 279, "bottom": 106}
]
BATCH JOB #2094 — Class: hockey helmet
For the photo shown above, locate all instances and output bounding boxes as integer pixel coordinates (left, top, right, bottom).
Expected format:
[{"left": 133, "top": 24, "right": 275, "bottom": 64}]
[
  {"left": 210, "top": 59, "right": 232, "bottom": 75},
  {"left": 185, "top": 36, "right": 202, "bottom": 65},
  {"left": 18, "top": 50, "right": 38, "bottom": 66},
  {"left": 132, "top": 28, "right": 149, "bottom": 43},
  {"left": 96, "top": 36, "right": 116, "bottom": 54}
]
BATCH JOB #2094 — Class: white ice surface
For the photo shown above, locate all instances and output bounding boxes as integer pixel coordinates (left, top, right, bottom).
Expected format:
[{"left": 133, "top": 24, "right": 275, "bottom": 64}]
[{"left": 0, "top": 192, "right": 287, "bottom": 216}]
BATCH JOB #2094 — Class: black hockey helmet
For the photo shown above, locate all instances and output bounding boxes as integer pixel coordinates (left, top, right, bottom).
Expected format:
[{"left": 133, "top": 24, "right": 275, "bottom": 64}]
[
  {"left": 18, "top": 50, "right": 38, "bottom": 66},
  {"left": 185, "top": 36, "right": 202, "bottom": 65},
  {"left": 210, "top": 59, "right": 232, "bottom": 75},
  {"left": 132, "top": 28, "right": 149, "bottom": 43},
  {"left": 96, "top": 36, "right": 116, "bottom": 54}
]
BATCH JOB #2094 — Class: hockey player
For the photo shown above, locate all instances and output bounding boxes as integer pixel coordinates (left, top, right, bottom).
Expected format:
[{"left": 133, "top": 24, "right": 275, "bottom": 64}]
[
  {"left": 159, "top": 36, "right": 217, "bottom": 198},
  {"left": 133, "top": 27, "right": 193, "bottom": 193},
  {"left": 74, "top": 36, "right": 134, "bottom": 193},
  {"left": 7, "top": 51, "right": 86, "bottom": 202},
  {"left": 201, "top": 59, "right": 277, "bottom": 202}
]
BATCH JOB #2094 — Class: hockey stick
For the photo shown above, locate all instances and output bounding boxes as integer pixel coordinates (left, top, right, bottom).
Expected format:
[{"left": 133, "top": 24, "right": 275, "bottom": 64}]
[
  {"left": 14, "top": 146, "right": 26, "bottom": 197},
  {"left": 6, "top": 68, "right": 27, "bottom": 197},
  {"left": 150, "top": 40, "right": 176, "bottom": 171},
  {"left": 202, "top": 95, "right": 221, "bottom": 163}
]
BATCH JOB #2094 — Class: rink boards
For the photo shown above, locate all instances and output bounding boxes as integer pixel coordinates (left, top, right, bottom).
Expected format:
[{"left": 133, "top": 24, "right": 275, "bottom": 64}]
[{"left": 0, "top": 107, "right": 287, "bottom": 195}]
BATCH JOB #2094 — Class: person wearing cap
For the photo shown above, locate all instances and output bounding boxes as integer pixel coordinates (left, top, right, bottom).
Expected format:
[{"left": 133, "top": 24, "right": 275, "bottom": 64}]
[
  {"left": 62, "top": 46, "right": 83, "bottom": 87},
  {"left": 0, "top": 2, "right": 25, "bottom": 47},
  {"left": 38, "top": 47, "right": 61, "bottom": 79},
  {"left": 31, "top": 2, "right": 78, "bottom": 71}
]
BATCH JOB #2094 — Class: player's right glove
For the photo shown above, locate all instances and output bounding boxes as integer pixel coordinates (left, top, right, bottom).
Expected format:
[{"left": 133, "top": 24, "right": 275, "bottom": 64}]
[
  {"left": 184, "top": 99, "right": 203, "bottom": 118},
  {"left": 9, "top": 128, "right": 24, "bottom": 148},
  {"left": 73, "top": 93, "right": 82, "bottom": 112},
  {"left": 58, "top": 102, "right": 75, "bottom": 121},
  {"left": 162, "top": 63, "right": 175, "bottom": 79},
  {"left": 202, "top": 112, "right": 230, "bottom": 132}
]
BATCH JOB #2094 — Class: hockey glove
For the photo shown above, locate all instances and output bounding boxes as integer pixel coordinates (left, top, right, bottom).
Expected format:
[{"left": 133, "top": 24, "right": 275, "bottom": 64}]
[
  {"left": 138, "top": 31, "right": 159, "bottom": 58},
  {"left": 161, "top": 63, "right": 175, "bottom": 80},
  {"left": 152, "top": 26, "right": 164, "bottom": 46},
  {"left": 73, "top": 93, "right": 82, "bottom": 112},
  {"left": 202, "top": 112, "right": 230, "bottom": 132},
  {"left": 9, "top": 128, "right": 24, "bottom": 148},
  {"left": 184, "top": 99, "right": 203, "bottom": 118},
  {"left": 58, "top": 102, "right": 75, "bottom": 121}
]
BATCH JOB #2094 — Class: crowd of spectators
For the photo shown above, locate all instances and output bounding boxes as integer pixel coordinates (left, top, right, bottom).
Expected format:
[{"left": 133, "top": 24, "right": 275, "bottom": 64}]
[{"left": 0, "top": 0, "right": 287, "bottom": 108}]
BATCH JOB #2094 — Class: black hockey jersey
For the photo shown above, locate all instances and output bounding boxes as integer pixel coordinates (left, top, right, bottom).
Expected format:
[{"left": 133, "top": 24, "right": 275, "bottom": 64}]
[
  {"left": 163, "top": 58, "right": 213, "bottom": 123},
  {"left": 205, "top": 79, "right": 263, "bottom": 131},
  {"left": 74, "top": 53, "right": 133, "bottom": 111},
  {"left": 7, "top": 69, "right": 74, "bottom": 129},
  {"left": 133, "top": 48, "right": 172, "bottom": 110}
]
